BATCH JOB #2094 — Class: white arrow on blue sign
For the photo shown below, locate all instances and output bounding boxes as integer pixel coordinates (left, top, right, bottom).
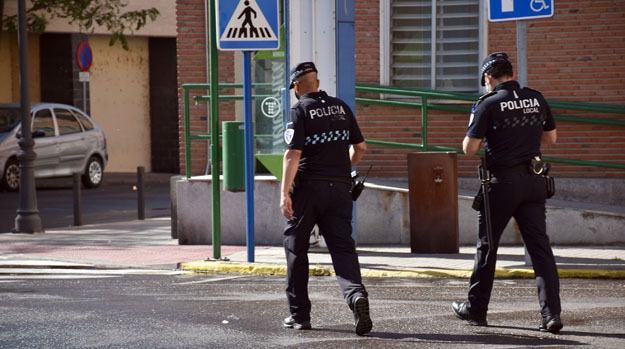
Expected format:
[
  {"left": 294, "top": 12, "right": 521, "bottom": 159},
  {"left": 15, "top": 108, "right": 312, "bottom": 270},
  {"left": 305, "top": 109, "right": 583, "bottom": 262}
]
[
  {"left": 489, "top": 0, "right": 554, "bottom": 22},
  {"left": 216, "top": 0, "right": 280, "bottom": 51}
]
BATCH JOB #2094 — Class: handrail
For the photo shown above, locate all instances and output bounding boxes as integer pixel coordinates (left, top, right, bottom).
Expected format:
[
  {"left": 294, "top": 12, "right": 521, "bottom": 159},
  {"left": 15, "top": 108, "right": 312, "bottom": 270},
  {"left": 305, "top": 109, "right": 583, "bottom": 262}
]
[
  {"left": 182, "top": 82, "right": 625, "bottom": 173},
  {"left": 182, "top": 83, "right": 280, "bottom": 178},
  {"left": 355, "top": 84, "right": 625, "bottom": 170}
]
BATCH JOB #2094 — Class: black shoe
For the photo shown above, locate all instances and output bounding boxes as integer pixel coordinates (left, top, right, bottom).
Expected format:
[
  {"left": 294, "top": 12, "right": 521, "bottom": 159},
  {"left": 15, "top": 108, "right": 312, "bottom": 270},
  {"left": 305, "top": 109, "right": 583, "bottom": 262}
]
[
  {"left": 353, "top": 297, "right": 373, "bottom": 336},
  {"left": 539, "top": 315, "right": 563, "bottom": 334},
  {"left": 451, "top": 301, "right": 487, "bottom": 326},
  {"left": 283, "top": 316, "right": 311, "bottom": 330}
]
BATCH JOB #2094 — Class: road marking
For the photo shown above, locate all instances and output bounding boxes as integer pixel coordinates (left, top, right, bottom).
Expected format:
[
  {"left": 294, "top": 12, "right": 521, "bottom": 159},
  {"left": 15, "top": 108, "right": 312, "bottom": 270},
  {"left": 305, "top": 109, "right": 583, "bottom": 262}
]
[
  {"left": 0, "top": 275, "right": 118, "bottom": 280},
  {"left": 174, "top": 275, "right": 250, "bottom": 285}
]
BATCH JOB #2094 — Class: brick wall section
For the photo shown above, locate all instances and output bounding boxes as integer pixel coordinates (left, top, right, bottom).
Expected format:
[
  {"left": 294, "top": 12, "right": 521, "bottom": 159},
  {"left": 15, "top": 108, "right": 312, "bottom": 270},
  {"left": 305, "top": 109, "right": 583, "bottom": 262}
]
[
  {"left": 355, "top": 0, "right": 380, "bottom": 84},
  {"left": 176, "top": 0, "right": 236, "bottom": 176},
  {"left": 176, "top": 1, "right": 624, "bottom": 178},
  {"left": 354, "top": 0, "right": 625, "bottom": 178},
  {"left": 487, "top": 0, "right": 625, "bottom": 177}
]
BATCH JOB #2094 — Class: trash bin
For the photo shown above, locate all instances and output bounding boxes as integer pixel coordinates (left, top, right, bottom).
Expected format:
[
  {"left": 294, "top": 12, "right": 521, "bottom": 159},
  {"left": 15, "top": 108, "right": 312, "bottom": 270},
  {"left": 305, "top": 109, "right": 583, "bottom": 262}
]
[
  {"left": 407, "top": 152, "right": 459, "bottom": 253},
  {"left": 222, "top": 121, "right": 245, "bottom": 192}
]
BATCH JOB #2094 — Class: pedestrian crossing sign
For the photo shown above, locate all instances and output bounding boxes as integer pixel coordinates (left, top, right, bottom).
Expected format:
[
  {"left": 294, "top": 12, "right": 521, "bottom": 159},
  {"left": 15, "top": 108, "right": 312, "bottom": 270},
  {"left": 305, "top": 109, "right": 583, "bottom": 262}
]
[{"left": 217, "top": 0, "right": 280, "bottom": 51}]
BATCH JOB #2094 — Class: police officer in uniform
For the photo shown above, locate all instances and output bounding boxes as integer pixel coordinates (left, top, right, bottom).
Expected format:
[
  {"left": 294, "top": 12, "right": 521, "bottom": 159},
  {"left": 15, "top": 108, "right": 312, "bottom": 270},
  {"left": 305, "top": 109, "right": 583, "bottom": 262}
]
[
  {"left": 451, "top": 53, "right": 563, "bottom": 333},
  {"left": 280, "top": 62, "right": 372, "bottom": 336}
]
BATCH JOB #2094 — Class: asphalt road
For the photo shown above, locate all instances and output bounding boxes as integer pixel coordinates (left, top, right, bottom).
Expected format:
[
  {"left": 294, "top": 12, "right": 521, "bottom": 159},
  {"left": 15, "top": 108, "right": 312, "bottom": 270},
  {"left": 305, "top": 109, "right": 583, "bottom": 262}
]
[
  {"left": 1, "top": 273, "right": 624, "bottom": 348},
  {"left": 0, "top": 177, "right": 171, "bottom": 234}
]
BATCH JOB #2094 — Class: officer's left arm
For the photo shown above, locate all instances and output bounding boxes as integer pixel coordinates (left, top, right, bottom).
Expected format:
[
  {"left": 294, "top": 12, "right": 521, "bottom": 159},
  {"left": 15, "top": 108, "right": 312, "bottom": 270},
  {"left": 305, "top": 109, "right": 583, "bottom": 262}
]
[
  {"left": 462, "top": 136, "right": 482, "bottom": 155},
  {"left": 347, "top": 103, "right": 366, "bottom": 164},
  {"left": 350, "top": 141, "right": 367, "bottom": 165},
  {"left": 541, "top": 97, "right": 557, "bottom": 145},
  {"left": 280, "top": 149, "right": 302, "bottom": 220},
  {"left": 541, "top": 130, "right": 557, "bottom": 145}
]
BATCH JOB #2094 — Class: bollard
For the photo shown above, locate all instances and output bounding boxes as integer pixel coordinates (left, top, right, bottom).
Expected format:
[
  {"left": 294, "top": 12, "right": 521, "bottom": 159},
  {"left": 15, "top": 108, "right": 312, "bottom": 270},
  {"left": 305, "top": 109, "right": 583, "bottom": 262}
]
[
  {"left": 72, "top": 173, "right": 82, "bottom": 226},
  {"left": 137, "top": 166, "right": 145, "bottom": 220}
]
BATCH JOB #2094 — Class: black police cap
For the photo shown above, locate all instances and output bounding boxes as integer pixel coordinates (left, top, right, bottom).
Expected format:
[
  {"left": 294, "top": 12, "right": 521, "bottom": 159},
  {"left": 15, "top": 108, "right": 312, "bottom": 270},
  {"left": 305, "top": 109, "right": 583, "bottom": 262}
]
[
  {"left": 289, "top": 62, "right": 318, "bottom": 89},
  {"left": 480, "top": 52, "right": 512, "bottom": 86}
]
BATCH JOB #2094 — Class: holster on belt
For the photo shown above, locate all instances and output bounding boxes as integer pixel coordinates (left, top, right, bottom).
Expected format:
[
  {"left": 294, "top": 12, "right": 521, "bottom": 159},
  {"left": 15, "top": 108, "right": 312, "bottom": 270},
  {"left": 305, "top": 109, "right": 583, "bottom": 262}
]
[{"left": 530, "top": 156, "right": 555, "bottom": 199}]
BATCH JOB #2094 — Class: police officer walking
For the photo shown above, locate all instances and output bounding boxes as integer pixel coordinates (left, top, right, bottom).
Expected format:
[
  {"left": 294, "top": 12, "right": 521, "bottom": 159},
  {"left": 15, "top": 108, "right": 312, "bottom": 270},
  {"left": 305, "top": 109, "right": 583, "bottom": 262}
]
[
  {"left": 280, "top": 62, "right": 372, "bottom": 336},
  {"left": 451, "top": 53, "right": 563, "bottom": 333}
]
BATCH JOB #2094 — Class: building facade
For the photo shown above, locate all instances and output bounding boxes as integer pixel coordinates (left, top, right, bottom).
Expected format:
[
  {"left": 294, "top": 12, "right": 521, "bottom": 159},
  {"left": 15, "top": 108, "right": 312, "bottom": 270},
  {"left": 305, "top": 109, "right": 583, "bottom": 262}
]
[
  {"left": 175, "top": 0, "right": 625, "bottom": 178},
  {"left": 1, "top": 0, "right": 180, "bottom": 173}
]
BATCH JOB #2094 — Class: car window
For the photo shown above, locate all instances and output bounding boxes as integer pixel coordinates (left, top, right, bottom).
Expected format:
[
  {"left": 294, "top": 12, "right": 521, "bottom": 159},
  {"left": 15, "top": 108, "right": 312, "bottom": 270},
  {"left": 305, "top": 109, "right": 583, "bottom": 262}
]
[
  {"left": 32, "top": 109, "right": 56, "bottom": 137},
  {"left": 54, "top": 108, "right": 83, "bottom": 135},
  {"left": 71, "top": 110, "right": 95, "bottom": 131},
  {"left": 0, "top": 107, "right": 20, "bottom": 133}
]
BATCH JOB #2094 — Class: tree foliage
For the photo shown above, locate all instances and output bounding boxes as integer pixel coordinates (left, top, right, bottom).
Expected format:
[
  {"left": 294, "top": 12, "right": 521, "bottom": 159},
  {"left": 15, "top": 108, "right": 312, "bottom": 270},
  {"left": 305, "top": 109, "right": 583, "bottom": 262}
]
[{"left": 1, "top": 0, "right": 159, "bottom": 49}]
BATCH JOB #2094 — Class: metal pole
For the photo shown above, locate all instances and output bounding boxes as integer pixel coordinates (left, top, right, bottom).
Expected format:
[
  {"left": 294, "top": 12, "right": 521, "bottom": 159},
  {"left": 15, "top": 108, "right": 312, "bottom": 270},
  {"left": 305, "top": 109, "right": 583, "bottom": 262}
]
[
  {"left": 82, "top": 81, "right": 87, "bottom": 112},
  {"left": 335, "top": 0, "right": 357, "bottom": 241},
  {"left": 516, "top": 20, "right": 532, "bottom": 266},
  {"left": 183, "top": 87, "right": 191, "bottom": 178},
  {"left": 282, "top": 0, "right": 290, "bottom": 128},
  {"left": 516, "top": 20, "right": 528, "bottom": 87},
  {"left": 421, "top": 96, "right": 429, "bottom": 150},
  {"left": 243, "top": 51, "right": 255, "bottom": 263},
  {"left": 208, "top": 0, "right": 222, "bottom": 259},
  {"left": 72, "top": 173, "right": 82, "bottom": 226},
  {"left": 137, "top": 166, "right": 145, "bottom": 220},
  {"left": 14, "top": 0, "right": 42, "bottom": 234}
]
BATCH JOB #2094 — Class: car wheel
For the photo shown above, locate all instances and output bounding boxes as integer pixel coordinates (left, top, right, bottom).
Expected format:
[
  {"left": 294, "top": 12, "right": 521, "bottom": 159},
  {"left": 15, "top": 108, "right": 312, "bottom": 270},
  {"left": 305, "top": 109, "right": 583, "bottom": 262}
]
[
  {"left": 1, "top": 158, "right": 20, "bottom": 192},
  {"left": 82, "top": 156, "right": 103, "bottom": 188}
]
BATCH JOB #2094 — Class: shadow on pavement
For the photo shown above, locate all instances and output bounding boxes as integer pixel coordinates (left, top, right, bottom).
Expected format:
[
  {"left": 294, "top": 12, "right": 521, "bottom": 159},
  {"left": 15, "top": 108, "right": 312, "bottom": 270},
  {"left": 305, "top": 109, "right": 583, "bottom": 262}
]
[
  {"left": 321, "top": 327, "right": 583, "bottom": 346},
  {"left": 488, "top": 325, "right": 625, "bottom": 340}
]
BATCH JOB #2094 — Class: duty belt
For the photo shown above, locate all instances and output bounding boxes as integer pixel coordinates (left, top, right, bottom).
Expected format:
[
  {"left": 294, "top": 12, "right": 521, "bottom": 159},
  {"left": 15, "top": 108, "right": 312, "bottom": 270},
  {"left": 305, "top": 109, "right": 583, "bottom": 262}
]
[
  {"left": 296, "top": 176, "right": 351, "bottom": 185},
  {"left": 490, "top": 163, "right": 528, "bottom": 177}
]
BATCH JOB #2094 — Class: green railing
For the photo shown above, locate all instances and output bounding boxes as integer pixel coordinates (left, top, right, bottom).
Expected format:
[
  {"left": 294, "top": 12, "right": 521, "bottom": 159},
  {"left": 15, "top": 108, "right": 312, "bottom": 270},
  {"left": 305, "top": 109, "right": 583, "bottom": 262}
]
[
  {"left": 183, "top": 82, "right": 625, "bottom": 172},
  {"left": 182, "top": 82, "right": 275, "bottom": 178},
  {"left": 355, "top": 84, "right": 625, "bottom": 170}
]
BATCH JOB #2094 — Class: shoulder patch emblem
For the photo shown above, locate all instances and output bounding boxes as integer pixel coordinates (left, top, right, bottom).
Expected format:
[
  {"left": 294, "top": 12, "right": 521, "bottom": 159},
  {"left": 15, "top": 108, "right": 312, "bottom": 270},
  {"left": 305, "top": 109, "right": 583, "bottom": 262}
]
[{"left": 284, "top": 129, "right": 294, "bottom": 144}]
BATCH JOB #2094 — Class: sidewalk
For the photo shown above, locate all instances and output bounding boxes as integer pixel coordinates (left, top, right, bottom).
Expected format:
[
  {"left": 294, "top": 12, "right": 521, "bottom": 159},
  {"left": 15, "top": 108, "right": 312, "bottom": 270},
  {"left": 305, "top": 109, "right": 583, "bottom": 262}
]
[{"left": 1, "top": 217, "right": 624, "bottom": 278}]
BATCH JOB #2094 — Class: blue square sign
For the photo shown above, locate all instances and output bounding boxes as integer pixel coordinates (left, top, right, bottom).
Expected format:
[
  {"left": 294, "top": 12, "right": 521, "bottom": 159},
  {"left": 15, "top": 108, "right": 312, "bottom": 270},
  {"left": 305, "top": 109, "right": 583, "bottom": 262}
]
[
  {"left": 489, "top": 0, "right": 554, "bottom": 22},
  {"left": 216, "top": 0, "right": 280, "bottom": 51}
]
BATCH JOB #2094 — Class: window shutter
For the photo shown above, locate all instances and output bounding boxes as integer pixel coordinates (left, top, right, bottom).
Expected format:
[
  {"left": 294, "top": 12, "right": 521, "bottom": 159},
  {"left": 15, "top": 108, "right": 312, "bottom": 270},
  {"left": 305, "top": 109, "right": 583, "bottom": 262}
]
[{"left": 391, "top": 0, "right": 479, "bottom": 92}]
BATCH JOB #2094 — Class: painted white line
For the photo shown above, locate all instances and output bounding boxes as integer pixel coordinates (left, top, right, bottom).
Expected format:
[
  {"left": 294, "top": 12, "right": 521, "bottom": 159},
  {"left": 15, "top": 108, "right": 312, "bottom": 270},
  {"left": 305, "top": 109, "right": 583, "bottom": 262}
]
[
  {"left": 0, "top": 268, "right": 188, "bottom": 276},
  {"left": 174, "top": 275, "right": 250, "bottom": 285},
  {"left": 0, "top": 275, "right": 118, "bottom": 280}
]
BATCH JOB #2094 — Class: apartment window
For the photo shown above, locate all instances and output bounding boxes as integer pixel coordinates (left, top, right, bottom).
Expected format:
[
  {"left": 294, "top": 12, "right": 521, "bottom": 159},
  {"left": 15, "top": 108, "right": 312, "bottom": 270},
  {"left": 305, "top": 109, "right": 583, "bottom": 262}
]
[{"left": 388, "top": 0, "right": 481, "bottom": 92}]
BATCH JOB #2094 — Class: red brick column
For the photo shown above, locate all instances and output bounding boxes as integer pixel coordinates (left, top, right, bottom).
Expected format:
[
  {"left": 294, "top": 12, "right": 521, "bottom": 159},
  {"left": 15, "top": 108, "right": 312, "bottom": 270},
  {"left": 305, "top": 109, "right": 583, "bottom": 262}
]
[{"left": 176, "top": 0, "right": 235, "bottom": 176}]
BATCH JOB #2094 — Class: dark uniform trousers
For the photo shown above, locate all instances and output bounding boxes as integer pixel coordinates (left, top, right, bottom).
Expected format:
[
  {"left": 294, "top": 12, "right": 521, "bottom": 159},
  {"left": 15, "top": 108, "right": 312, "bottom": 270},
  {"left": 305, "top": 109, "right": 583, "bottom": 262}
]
[
  {"left": 468, "top": 171, "right": 561, "bottom": 319},
  {"left": 284, "top": 178, "right": 367, "bottom": 322}
]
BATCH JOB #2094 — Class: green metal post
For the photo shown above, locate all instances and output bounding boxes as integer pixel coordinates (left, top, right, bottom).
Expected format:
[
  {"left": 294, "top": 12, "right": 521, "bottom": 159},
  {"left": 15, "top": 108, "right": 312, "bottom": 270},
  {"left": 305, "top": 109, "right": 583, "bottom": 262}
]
[
  {"left": 421, "top": 96, "right": 428, "bottom": 150},
  {"left": 183, "top": 87, "right": 191, "bottom": 178},
  {"left": 209, "top": 0, "right": 221, "bottom": 259}
]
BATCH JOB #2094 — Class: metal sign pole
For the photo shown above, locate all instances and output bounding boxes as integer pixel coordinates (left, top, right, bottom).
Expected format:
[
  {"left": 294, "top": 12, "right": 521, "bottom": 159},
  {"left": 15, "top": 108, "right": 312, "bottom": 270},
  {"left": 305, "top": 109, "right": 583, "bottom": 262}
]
[
  {"left": 82, "top": 81, "right": 87, "bottom": 112},
  {"left": 209, "top": 0, "right": 222, "bottom": 260},
  {"left": 516, "top": 19, "right": 532, "bottom": 266},
  {"left": 216, "top": 0, "right": 280, "bottom": 263},
  {"left": 516, "top": 20, "right": 528, "bottom": 87},
  {"left": 243, "top": 51, "right": 255, "bottom": 262}
]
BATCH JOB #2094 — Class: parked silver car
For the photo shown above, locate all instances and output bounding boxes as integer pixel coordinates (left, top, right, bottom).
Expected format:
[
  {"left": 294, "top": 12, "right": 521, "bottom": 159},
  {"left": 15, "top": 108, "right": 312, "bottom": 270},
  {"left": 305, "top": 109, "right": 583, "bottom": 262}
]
[{"left": 0, "top": 103, "right": 108, "bottom": 191}]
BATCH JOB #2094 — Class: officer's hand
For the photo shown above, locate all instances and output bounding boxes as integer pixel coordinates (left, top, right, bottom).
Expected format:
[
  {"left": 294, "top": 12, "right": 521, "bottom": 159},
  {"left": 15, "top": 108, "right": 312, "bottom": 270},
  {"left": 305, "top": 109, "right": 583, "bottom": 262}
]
[{"left": 280, "top": 193, "right": 294, "bottom": 220}]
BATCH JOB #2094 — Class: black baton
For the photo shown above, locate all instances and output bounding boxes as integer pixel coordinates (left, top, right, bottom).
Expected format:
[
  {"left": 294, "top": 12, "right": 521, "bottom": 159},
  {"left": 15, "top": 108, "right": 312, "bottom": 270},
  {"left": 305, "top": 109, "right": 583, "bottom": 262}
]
[{"left": 478, "top": 157, "right": 493, "bottom": 267}]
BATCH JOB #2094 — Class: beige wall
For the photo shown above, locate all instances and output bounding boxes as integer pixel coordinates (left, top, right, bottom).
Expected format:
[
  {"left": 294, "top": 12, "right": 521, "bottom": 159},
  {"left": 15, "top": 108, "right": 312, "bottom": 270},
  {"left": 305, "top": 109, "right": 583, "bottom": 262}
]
[
  {"left": 0, "top": 33, "right": 41, "bottom": 104},
  {"left": 89, "top": 35, "right": 151, "bottom": 172},
  {"left": 3, "top": 0, "right": 176, "bottom": 37}
]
